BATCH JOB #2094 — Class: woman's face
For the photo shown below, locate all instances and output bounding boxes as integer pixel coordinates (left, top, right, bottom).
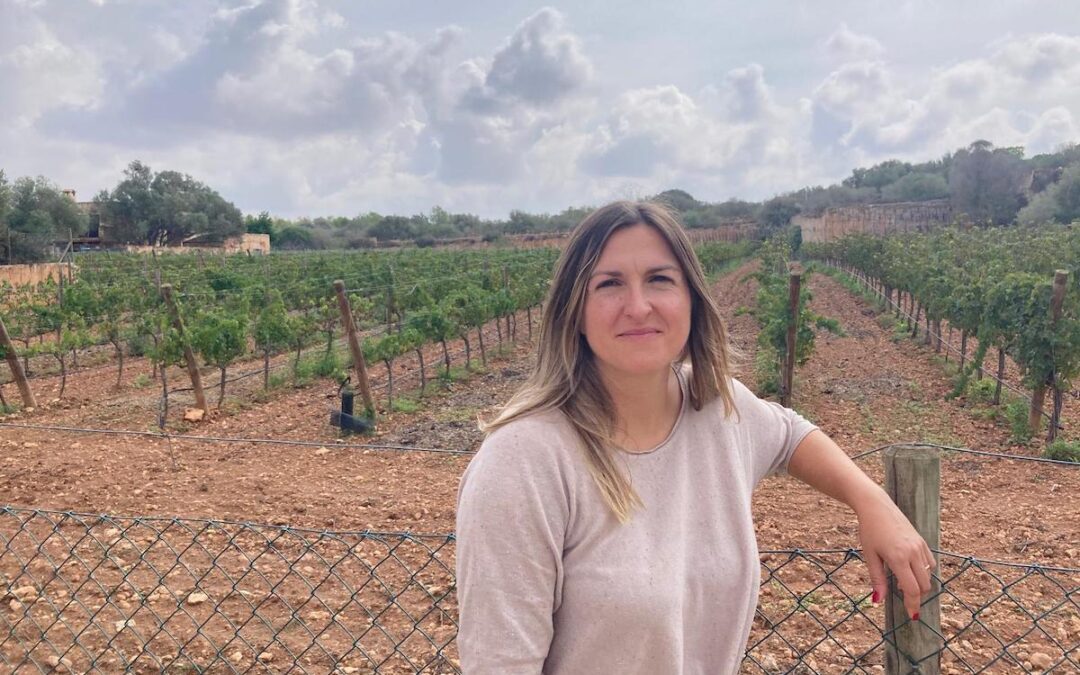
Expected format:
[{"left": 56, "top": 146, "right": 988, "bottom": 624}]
[{"left": 581, "top": 223, "right": 692, "bottom": 381}]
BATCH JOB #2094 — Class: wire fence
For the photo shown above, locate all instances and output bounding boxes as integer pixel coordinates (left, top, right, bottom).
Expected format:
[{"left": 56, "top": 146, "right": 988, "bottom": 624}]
[{"left": 2, "top": 507, "right": 1077, "bottom": 674}]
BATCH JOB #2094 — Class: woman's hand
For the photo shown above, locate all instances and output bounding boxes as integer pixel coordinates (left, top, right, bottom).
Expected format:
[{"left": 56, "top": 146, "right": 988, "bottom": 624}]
[
  {"left": 855, "top": 492, "right": 936, "bottom": 621},
  {"left": 786, "top": 430, "right": 936, "bottom": 620}
]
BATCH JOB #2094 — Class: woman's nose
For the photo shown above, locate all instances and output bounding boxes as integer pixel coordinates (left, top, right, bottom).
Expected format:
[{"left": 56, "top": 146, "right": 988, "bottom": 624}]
[{"left": 623, "top": 283, "right": 652, "bottom": 318}]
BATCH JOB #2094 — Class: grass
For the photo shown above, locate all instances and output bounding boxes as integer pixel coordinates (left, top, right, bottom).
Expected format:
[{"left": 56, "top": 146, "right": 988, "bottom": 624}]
[
  {"left": 391, "top": 397, "right": 421, "bottom": 414},
  {"left": 132, "top": 373, "right": 152, "bottom": 389},
  {"left": 1044, "top": 439, "right": 1080, "bottom": 463}
]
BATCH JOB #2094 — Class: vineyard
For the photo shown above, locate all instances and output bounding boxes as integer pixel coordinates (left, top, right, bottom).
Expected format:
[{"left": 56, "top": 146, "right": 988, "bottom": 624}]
[
  {"left": 804, "top": 224, "right": 1080, "bottom": 451},
  {"left": 1, "top": 236, "right": 1078, "bottom": 673}
]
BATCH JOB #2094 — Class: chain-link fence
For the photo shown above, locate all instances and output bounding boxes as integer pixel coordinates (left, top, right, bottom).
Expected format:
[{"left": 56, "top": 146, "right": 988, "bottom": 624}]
[{"left": 2, "top": 506, "right": 1077, "bottom": 673}]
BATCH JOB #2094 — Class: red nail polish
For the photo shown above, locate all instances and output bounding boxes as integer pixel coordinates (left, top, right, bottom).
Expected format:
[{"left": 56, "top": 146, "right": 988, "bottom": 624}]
[
  {"left": 872, "top": 590, "right": 880, "bottom": 604},
  {"left": 912, "top": 612, "right": 920, "bottom": 622}
]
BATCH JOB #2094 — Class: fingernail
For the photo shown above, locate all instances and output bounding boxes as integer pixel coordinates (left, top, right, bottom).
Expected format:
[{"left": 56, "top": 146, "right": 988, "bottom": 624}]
[
  {"left": 872, "top": 590, "right": 880, "bottom": 604},
  {"left": 912, "top": 612, "right": 920, "bottom": 622}
]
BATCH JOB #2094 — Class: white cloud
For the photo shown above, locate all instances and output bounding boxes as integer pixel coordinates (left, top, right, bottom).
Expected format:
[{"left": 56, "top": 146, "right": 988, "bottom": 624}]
[
  {"left": 824, "top": 23, "right": 886, "bottom": 62},
  {"left": 2, "top": 2, "right": 1079, "bottom": 217}
]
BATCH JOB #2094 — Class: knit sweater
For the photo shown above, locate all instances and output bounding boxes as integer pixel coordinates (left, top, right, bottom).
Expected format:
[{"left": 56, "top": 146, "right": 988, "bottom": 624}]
[{"left": 455, "top": 369, "right": 818, "bottom": 674}]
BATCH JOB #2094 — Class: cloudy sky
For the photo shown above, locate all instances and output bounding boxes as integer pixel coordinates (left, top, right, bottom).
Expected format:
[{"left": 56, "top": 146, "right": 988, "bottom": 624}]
[{"left": 3, "top": 0, "right": 1079, "bottom": 219}]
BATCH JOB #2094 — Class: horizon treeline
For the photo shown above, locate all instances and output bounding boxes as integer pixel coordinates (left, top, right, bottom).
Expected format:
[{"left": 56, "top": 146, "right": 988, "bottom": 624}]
[{"left": 2, "top": 139, "right": 1080, "bottom": 261}]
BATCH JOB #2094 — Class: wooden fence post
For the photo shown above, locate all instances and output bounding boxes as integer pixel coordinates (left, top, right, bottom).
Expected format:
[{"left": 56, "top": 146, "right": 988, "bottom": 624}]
[
  {"left": 160, "top": 284, "right": 208, "bottom": 415},
  {"left": 333, "top": 280, "right": 376, "bottom": 419},
  {"left": 0, "top": 314, "right": 36, "bottom": 409},
  {"left": 1030, "top": 270, "right": 1068, "bottom": 438},
  {"left": 883, "top": 445, "right": 942, "bottom": 675},
  {"left": 780, "top": 268, "right": 801, "bottom": 407}
]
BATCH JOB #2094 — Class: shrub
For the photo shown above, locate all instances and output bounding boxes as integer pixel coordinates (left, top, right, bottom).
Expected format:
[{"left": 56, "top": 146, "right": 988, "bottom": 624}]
[
  {"left": 1005, "top": 401, "right": 1033, "bottom": 443},
  {"left": 966, "top": 378, "right": 996, "bottom": 404},
  {"left": 1044, "top": 439, "right": 1080, "bottom": 463}
]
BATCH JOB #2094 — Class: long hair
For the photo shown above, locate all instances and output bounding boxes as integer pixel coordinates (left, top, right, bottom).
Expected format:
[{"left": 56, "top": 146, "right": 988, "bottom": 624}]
[{"left": 481, "top": 200, "right": 738, "bottom": 522}]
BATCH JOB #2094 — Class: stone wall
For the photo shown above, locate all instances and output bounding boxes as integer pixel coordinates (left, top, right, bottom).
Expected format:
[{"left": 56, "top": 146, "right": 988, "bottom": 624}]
[
  {"left": 0, "top": 263, "right": 70, "bottom": 288},
  {"left": 794, "top": 200, "right": 954, "bottom": 243}
]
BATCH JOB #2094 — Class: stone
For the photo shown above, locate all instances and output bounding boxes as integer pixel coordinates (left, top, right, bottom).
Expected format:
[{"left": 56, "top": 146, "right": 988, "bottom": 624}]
[
  {"left": 183, "top": 408, "right": 205, "bottom": 422},
  {"left": 258, "top": 651, "right": 275, "bottom": 663},
  {"left": 315, "top": 446, "right": 331, "bottom": 456},
  {"left": 229, "top": 651, "right": 244, "bottom": 664},
  {"left": 1030, "top": 652, "right": 1052, "bottom": 670},
  {"left": 185, "top": 591, "right": 209, "bottom": 606},
  {"left": 13, "top": 585, "right": 37, "bottom": 601}
]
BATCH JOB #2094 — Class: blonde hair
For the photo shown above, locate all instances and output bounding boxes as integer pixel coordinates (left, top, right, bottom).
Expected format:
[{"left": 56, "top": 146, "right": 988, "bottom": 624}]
[{"left": 481, "top": 200, "right": 738, "bottom": 522}]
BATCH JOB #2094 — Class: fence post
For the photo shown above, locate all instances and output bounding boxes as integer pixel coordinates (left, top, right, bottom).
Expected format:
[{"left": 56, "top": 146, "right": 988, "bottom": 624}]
[
  {"left": 1031, "top": 270, "right": 1068, "bottom": 439},
  {"left": 0, "top": 314, "right": 36, "bottom": 409},
  {"left": 883, "top": 445, "right": 942, "bottom": 675},
  {"left": 780, "top": 268, "right": 801, "bottom": 407},
  {"left": 160, "top": 284, "right": 208, "bottom": 415},
  {"left": 333, "top": 280, "right": 376, "bottom": 420}
]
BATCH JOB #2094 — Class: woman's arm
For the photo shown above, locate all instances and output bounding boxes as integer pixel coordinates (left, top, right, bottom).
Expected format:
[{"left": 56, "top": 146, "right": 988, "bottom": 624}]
[
  {"left": 456, "top": 425, "right": 567, "bottom": 673},
  {"left": 786, "top": 429, "right": 935, "bottom": 620}
]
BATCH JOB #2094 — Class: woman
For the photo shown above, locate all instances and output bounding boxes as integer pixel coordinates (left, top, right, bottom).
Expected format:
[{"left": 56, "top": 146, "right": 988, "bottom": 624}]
[{"left": 456, "top": 201, "right": 933, "bottom": 673}]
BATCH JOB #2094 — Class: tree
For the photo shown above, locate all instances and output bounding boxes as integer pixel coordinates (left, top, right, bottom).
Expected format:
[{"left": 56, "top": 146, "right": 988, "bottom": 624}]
[
  {"left": 654, "top": 189, "right": 699, "bottom": 213},
  {"left": 1017, "top": 164, "right": 1080, "bottom": 226},
  {"left": 842, "top": 159, "right": 912, "bottom": 191},
  {"left": 948, "top": 141, "right": 1029, "bottom": 225},
  {"left": 757, "top": 196, "right": 800, "bottom": 235},
  {"left": 96, "top": 160, "right": 243, "bottom": 245},
  {"left": 4, "top": 176, "right": 86, "bottom": 262},
  {"left": 369, "top": 215, "right": 415, "bottom": 241},
  {"left": 881, "top": 172, "right": 949, "bottom": 202},
  {"left": 245, "top": 211, "right": 276, "bottom": 243},
  {"left": 0, "top": 171, "right": 11, "bottom": 263},
  {"left": 275, "top": 226, "right": 318, "bottom": 249}
]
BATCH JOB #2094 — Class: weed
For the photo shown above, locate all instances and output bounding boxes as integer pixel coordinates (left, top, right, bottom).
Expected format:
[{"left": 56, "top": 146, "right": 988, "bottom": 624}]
[
  {"left": 876, "top": 314, "right": 897, "bottom": 331},
  {"left": 268, "top": 372, "right": 289, "bottom": 390},
  {"left": 392, "top": 397, "right": 421, "bottom": 414},
  {"left": 815, "top": 316, "right": 845, "bottom": 336},
  {"left": 132, "top": 373, "right": 152, "bottom": 389},
  {"left": 966, "top": 378, "right": 997, "bottom": 405},
  {"left": 1005, "top": 401, "right": 1033, "bottom": 444},
  {"left": 1044, "top": 439, "right": 1080, "bottom": 463}
]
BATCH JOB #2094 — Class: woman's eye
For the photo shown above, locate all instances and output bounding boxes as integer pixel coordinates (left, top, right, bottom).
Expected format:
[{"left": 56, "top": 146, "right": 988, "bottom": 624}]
[
  {"left": 650, "top": 275, "right": 674, "bottom": 284},
  {"left": 596, "top": 279, "right": 618, "bottom": 289}
]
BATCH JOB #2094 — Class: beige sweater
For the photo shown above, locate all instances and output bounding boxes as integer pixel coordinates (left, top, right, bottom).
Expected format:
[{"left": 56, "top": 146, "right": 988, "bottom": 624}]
[{"left": 455, "top": 370, "right": 818, "bottom": 674}]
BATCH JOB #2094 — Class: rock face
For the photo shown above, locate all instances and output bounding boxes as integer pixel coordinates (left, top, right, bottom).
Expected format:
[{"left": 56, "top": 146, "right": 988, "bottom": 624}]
[{"left": 794, "top": 200, "right": 954, "bottom": 243}]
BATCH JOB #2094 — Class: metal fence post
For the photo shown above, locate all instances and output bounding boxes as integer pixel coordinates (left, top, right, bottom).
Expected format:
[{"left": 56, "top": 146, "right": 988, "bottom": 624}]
[{"left": 883, "top": 445, "right": 942, "bottom": 674}]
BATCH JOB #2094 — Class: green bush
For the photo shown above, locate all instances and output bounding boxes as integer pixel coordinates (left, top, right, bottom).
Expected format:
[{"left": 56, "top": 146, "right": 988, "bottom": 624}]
[
  {"left": 1044, "top": 439, "right": 1080, "bottom": 463},
  {"left": 966, "top": 378, "right": 996, "bottom": 404},
  {"left": 313, "top": 352, "right": 342, "bottom": 378},
  {"left": 1005, "top": 401, "right": 1033, "bottom": 443}
]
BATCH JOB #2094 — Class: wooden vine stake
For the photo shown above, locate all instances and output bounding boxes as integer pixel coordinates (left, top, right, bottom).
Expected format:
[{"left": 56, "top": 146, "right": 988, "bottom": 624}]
[
  {"left": 0, "top": 314, "right": 36, "bottom": 409},
  {"left": 333, "top": 280, "right": 376, "bottom": 420},
  {"left": 160, "top": 284, "right": 208, "bottom": 415},
  {"left": 780, "top": 268, "right": 801, "bottom": 407},
  {"left": 884, "top": 445, "right": 942, "bottom": 675},
  {"left": 1029, "top": 270, "right": 1068, "bottom": 437}
]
